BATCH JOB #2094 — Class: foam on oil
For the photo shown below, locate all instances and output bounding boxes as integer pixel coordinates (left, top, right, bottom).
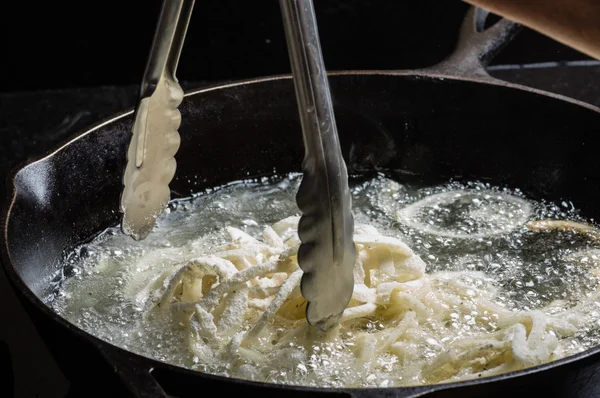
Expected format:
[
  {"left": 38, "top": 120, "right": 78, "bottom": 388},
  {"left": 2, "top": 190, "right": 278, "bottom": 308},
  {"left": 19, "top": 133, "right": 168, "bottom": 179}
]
[{"left": 49, "top": 174, "right": 600, "bottom": 386}]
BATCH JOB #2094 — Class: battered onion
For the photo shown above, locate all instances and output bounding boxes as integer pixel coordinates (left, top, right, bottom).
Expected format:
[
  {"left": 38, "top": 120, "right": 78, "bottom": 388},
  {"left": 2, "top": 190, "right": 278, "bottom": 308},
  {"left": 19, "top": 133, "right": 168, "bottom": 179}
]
[{"left": 123, "top": 215, "right": 600, "bottom": 386}]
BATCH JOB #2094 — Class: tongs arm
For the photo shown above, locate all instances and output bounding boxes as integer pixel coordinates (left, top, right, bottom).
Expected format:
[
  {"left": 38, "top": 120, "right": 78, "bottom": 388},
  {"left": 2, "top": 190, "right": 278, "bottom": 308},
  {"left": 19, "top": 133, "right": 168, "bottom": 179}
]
[
  {"left": 121, "top": 0, "right": 195, "bottom": 240},
  {"left": 280, "top": 0, "right": 356, "bottom": 332}
]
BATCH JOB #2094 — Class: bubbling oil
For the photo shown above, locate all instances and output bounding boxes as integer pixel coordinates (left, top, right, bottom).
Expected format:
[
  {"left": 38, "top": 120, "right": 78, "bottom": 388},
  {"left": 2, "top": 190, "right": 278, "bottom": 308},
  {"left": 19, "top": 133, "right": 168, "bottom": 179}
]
[{"left": 50, "top": 173, "right": 600, "bottom": 387}]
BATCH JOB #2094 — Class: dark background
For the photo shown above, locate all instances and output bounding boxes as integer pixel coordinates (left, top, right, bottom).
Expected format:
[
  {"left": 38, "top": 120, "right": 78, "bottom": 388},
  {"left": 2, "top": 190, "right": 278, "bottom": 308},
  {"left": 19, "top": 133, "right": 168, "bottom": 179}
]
[
  {"left": 1, "top": 1, "right": 600, "bottom": 397},
  {"left": 0, "top": 0, "right": 592, "bottom": 92}
]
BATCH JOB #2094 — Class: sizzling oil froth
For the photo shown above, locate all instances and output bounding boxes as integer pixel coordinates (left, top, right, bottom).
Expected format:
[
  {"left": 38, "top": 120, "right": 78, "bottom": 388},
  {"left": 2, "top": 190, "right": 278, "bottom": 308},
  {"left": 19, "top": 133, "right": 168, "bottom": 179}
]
[{"left": 50, "top": 174, "right": 600, "bottom": 387}]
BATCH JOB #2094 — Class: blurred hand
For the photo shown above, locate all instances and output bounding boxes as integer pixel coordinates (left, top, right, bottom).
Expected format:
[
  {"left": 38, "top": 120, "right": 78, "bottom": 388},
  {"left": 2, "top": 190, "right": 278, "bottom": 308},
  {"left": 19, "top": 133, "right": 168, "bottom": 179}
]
[{"left": 464, "top": 0, "right": 600, "bottom": 60}]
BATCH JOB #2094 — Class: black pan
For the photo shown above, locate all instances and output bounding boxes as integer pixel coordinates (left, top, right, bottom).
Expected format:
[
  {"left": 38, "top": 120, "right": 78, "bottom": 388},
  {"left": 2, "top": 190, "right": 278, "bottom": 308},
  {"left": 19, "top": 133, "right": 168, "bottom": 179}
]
[{"left": 4, "top": 8, "right": 600, "bottom": 398}]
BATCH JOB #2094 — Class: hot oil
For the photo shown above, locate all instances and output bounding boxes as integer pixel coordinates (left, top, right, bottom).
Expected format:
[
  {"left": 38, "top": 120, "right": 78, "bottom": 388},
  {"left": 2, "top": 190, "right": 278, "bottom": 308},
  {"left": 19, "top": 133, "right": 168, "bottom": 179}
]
[
  {"left": 357, "top": 178, "right": 599, "bottom": 309},
  {"left": 50, "top": 173, "right": 600, "bottom": 387}
]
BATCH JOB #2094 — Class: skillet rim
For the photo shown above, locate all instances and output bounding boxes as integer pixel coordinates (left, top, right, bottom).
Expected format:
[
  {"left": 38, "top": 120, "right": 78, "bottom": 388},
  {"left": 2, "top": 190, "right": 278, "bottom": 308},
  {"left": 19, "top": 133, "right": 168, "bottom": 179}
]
[{"left": 2, "top": 69, "right": 600, "bottom": 395}]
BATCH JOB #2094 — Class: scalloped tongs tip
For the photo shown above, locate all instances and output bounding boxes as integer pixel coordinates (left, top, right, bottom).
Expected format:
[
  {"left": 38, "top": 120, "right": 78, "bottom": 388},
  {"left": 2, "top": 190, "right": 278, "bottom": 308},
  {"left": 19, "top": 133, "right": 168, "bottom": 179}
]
[
  {"left": 121, "top": 0, "right": 195, "bottom": 241},
  {"left": 280, "top": 0, "right": 357, "bottom": 332}
]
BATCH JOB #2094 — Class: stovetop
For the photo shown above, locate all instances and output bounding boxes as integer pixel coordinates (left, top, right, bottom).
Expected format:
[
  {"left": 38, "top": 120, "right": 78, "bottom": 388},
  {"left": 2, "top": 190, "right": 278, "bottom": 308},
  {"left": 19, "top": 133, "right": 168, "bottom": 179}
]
[{"left": 1, "top": 64, "right": 600, "bottom": 397}]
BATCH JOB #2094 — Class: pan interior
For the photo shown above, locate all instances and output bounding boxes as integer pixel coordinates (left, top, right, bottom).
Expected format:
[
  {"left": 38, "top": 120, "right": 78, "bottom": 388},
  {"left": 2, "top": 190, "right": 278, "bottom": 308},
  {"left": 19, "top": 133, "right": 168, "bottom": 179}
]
[{"left": 6, "top": 74, "right": 600, "bottom": 389}]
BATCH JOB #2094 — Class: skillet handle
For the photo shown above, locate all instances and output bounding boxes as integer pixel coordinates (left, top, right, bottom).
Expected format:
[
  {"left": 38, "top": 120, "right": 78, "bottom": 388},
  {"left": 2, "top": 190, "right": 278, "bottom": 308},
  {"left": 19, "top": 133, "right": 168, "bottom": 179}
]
[
  {"left": 426, "top": 6, "right": 522, "bottom": 79},
  {"left": 98, "top": 344, "right": 172, "bottom": 398}
]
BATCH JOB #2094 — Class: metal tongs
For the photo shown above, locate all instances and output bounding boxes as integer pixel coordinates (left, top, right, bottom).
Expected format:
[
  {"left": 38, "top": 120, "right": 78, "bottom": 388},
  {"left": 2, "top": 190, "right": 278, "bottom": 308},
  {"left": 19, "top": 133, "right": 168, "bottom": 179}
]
[
  {"left": 279, "top": 0, "right": 356, "bottom": 332},
  {"left": 121, "top": 0, "right": 194, "bottom": 241},
  {"left": 121, "top": 0, "right": 356, "bottom": 332}
]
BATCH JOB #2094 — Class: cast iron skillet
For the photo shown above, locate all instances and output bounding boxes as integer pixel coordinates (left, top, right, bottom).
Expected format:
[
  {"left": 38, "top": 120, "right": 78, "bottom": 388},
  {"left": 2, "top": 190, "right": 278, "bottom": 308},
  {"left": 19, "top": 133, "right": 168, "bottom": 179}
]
[{"left": 4, "top": 8, "right": 600, "bottom": 398}]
